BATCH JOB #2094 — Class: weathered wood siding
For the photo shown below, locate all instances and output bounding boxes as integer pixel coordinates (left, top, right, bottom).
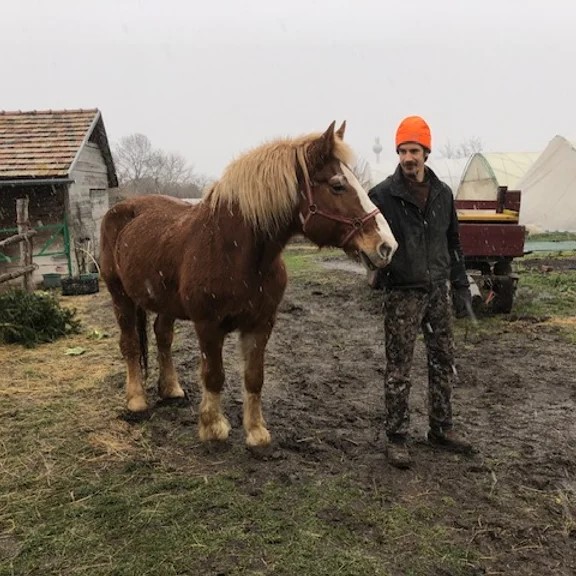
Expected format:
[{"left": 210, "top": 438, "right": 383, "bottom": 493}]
[
  {"left": 69, "top": 142, "right": 110, "bottom": 270},
  {"left": 0, "top": 185, "right": 68, "bottom": 284}
]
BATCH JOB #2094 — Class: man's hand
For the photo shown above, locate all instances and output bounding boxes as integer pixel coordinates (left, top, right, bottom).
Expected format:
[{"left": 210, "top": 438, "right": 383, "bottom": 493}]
[{"left": 452, "top": 286, "right": 473, "bottom": 319}]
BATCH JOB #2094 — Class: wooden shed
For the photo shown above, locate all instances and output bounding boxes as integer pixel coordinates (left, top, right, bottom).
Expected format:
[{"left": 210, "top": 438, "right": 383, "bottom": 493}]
[{"left": 0, "top": 108, "right": 117, "bottom": 283}]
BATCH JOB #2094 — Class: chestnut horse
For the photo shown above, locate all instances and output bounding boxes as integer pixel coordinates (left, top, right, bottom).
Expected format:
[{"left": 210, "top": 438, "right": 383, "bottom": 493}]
[{"left": 100, "top": 121, "right": 397, "bottom": 447}]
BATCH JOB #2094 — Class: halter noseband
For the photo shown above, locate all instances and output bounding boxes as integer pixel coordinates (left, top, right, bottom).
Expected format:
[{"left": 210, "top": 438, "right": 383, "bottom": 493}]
[{"left": 298, "top": 175, "right": 381, "bottom": 248}]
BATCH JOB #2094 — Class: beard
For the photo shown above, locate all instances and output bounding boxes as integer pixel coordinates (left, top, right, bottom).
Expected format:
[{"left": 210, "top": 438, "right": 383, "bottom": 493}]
[{"left": 401, "top": 162, "right": 419, "bottom": 181}]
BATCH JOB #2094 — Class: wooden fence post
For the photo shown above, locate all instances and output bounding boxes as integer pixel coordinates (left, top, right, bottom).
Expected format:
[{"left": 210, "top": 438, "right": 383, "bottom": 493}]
[{"left": 16, "top": 198, "right": 33, "bottom": 292}]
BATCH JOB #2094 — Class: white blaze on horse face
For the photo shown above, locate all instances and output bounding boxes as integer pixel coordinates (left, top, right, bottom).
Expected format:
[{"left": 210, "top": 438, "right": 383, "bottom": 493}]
[{"left": 341, "top": 163, "right": 398, "bottom": 256}]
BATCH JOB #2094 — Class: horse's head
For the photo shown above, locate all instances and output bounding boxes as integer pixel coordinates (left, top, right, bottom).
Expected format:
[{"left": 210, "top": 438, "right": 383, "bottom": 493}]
[{"left": 298, "top": 121, "right": 397, "bottom": 269}]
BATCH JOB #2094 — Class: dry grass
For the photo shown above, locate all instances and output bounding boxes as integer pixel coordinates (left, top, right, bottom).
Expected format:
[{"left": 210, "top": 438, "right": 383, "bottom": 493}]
[
  {"left": 0, "top": 287, "right": 143, "bottom": 468},
  {"left": 0, "top": 291, "right": 117, "bottom": 397}
]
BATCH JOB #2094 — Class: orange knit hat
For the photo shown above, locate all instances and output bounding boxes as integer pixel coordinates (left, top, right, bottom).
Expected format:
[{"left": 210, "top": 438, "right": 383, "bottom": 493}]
[{"left": 395, "top": 116, "right": 432, "bottom": 152}]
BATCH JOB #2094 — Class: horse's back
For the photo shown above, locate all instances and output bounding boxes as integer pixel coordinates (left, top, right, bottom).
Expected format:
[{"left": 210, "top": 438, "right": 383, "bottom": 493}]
[
  {"left": 104, "top": 195, "right": 195, "bottom": 224},
  {"left": 102, "top": 195, "right": 189, "bottom": 276},
  {"left": 101, "top": 195, "right": 208, "bottom": 316},
  {"left": 102, "top": 195, "right": 199, "bottom": 242}
]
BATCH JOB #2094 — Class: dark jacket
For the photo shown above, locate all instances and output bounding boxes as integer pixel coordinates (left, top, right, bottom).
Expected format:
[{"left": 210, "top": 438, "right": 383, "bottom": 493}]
[{"left": 369, "top": 165, "right": 469, "bottom": 291}]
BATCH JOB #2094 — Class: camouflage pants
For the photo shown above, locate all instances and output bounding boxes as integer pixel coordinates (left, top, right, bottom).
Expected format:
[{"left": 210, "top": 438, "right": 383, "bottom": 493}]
[{"left": 383, "top": 284, "right": 455, "bottom": 438}]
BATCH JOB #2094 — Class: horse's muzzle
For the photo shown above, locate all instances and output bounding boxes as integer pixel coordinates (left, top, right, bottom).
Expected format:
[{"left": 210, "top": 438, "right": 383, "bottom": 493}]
[
  {"left": 377, "top": 241, "right": 396, "bottom": 266},
  {"left": 359, "top": 240, "right": 396, "bottom": 270}
]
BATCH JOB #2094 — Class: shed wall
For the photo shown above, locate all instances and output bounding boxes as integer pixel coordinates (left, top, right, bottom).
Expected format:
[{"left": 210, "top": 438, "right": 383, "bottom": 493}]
[{"left": 69, "top": 142, "right": 110, "bottom": 271}]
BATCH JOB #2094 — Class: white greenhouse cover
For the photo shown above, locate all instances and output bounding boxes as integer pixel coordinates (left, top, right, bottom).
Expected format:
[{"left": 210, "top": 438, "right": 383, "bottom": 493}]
[
  {"left": 457, "top": 152, "right": 539, "bottom": 200},
  {"left": 516, "top": 135, "right": 576, "bottom": 232}
]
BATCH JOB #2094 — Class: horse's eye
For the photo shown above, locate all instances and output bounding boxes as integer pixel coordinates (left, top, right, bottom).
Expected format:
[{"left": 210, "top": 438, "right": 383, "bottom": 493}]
[
  {"left": 330, "top": 180, "right": 346, "bottom": 195},
  {"left": 331, "top": 184, "right": 345, "bottom": 194}
]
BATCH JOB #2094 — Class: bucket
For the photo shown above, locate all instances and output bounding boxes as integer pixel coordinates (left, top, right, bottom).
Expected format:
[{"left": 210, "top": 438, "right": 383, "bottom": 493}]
[
  {"left": 80, "top": 273, "right": 100, "bottom": 282},
  {"left": 61, "top": 274, "right": 99, "bottom": 296},
  {"left": 42, "top": 273, "right": 62, "bottom": 289}
]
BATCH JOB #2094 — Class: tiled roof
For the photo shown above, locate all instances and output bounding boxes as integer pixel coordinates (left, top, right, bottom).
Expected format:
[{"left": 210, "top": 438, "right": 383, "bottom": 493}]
[{"left": 0, "top": 108, "right": 100, "bottom": 180}]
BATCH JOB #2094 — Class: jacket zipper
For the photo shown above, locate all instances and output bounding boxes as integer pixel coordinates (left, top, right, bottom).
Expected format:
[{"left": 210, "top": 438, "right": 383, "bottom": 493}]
[{"left": 421, "top": 209, "right": 431, "bottom": 288}]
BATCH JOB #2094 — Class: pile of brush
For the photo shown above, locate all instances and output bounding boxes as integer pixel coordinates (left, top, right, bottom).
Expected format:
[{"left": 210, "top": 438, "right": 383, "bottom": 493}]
[{"left": 0, "top": 290, "right": 80, "bottom": 347}]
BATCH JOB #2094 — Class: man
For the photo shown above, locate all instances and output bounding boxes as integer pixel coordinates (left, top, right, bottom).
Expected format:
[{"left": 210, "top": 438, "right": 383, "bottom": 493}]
[{"left": 368, "top": 115, "right": 474, "bottom": 469}]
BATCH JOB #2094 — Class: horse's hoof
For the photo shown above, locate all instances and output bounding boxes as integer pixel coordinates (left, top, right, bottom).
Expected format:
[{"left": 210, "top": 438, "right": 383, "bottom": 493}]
[
  {"left": 246, "top": 427, "right": 272, "bottom": 448},
  {"left": 158, "top": 384, "right": 186, "bottom": 402},
  {"left": 127, "top": 396, "right": 149, "bottom": 413},
  {"left": 199, "top": 417, "right": 231, "bottom": 442},
  {"left": 119, "top": 409, "right": 152, "bottom": 423}
]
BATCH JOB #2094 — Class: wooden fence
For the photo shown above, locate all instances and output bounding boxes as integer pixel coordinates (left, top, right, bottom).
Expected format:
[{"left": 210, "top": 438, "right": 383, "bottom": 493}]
[{"left": 0, "top": 199, "right": 38, "bottom": 291}]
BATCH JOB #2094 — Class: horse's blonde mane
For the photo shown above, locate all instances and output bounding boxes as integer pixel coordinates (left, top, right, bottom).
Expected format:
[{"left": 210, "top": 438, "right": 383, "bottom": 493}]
[{"left": 205, "top": 132, "right": 355, "bottom": 235}]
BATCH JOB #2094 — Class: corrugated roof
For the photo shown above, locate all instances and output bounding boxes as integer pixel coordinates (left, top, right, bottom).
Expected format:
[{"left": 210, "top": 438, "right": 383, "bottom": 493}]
[{"left": 0, "top": 108, "right": 100, "bottom": 180}]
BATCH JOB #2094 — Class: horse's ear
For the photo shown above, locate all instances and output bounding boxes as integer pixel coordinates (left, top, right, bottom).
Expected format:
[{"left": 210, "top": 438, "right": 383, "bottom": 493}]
[
  {"left": 336, "top": 121, "right": 346, "bottom": 140},
  {"left": 308, "top": 121, "right": 336, "bottom": 167}
]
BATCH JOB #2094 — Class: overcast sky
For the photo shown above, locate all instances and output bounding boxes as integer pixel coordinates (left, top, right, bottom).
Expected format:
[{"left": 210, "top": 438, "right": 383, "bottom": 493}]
[{"left": 2, "top": 0, "right": 574, "bottom": 179}]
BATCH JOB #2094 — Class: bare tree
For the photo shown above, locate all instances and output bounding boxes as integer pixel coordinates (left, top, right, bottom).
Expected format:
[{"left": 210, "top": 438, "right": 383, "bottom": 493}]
[
  {"left": 113, "top": 133, "right": 208, "bottom": 200},
  {"left": 159, "top": 151, "right": 193, "bottom": 185},
  {"left": 114, "top": 133, "right": 155, "bottom": 183},
  {"left": 438, "top": 137, "right": 483, "bottom": 159}
]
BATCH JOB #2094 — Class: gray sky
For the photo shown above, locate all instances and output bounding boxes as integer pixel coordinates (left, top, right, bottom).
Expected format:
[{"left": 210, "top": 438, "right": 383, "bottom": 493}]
[{"left": 2, "top": 0, "right": 575, "bottom": 179}]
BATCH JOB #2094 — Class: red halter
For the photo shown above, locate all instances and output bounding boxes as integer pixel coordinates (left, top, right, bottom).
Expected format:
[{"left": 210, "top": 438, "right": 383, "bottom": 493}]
[{"left": 299, "top": 176, "right": 381, "bottom": 248}]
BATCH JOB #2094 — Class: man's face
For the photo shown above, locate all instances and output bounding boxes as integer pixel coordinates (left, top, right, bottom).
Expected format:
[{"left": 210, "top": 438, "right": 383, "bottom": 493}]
[{"left": 398, "top": 143, "right": 427, "bottom": 182}]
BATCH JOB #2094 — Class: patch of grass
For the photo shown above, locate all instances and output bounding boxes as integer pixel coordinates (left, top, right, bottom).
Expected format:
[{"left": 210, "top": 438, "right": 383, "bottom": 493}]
[
  {"left": 455, "top": 255, "right": 576, "bottom": 343},
  {"left": 514, "top": 265, "right": 576, "bottom": 319},
  {"left": 527, "top": 231, "right": 576, "bottom": 242},
  {"left": 283, "top": 245, "right": 347, "bottom": 282},
  {"left": 283, "top": 248, "right": 319, "bottom": 276},
  {"left": 1, "top": 456, "right": 477, "bottom": 576}
]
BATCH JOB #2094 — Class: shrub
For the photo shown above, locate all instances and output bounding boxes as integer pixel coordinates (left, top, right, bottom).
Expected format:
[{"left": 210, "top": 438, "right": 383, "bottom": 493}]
[{"left": 0, "top": 290, "right": 81, "bottom": 347}]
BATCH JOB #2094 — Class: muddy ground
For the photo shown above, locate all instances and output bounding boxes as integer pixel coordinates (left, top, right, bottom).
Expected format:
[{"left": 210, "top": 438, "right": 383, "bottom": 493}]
[{"left": 97, "top": 254, "right": 575, "bottom": 575}]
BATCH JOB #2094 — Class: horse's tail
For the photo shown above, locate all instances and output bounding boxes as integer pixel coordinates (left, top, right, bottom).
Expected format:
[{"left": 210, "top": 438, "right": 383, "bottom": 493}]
[{"left": 136, "top": 306, "right": 149, "bottom": 379}]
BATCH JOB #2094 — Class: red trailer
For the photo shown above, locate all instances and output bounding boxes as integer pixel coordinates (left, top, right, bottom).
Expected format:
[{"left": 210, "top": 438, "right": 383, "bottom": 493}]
[
  {"left": 367, "top": 186, "right": 526, "bottom": 314},
  {"left": 455, "top": 186, "right": 525, "bottom": 313}
]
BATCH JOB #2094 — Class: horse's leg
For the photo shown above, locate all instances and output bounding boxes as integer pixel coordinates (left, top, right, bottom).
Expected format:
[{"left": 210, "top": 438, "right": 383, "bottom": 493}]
[
  {"left": 240, "top": 327, "right": 273, "bottom": 447},
  {"left": 110, "top": 291, "right": 148, "bottom": 413},
  {"left": 195, "top": 325, "right": 231, "bottom": 442},
  {"left": 154, "top": 314, "right": 185, "bottom": 401}
]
